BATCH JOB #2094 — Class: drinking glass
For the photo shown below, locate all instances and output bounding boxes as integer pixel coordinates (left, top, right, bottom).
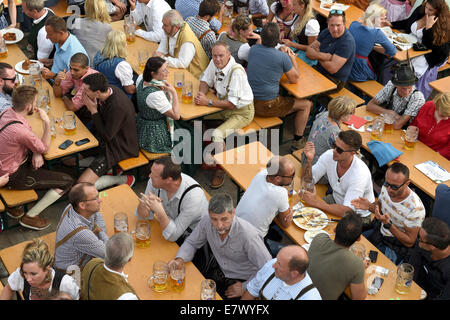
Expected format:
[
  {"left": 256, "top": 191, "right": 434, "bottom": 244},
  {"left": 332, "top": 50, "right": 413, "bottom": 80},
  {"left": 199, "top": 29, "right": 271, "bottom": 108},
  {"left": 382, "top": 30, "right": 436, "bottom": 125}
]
[
  {"left": 371, "top": 117, "right": 384, "bottom": 141},
  {"left": 299, "top": 176, "right": 314, "bottom": 204},
  {"left": 182, "top": 81, "right": 193, "bottom": 104},
  {"left": 173, "top": 71, "right": 184, "bottom": 95},
  {"left": 350, "top": 243, "right": 366, "bottom": 260},
  {"left": 403, "top": 126, "right": 419, "bottom": 151},
  {"left": 148, "top": 261, "right": 169, "bottom": 293},
  {"left": 395, "top": 263, "right": 414, "bottom": 294},
  {"left": 138, "top": 50, "right": 149, "bottom": 72},
  {"left": 135, "top": 220, "right": 151, "bottom": 248},
  {"left": 63, "top": 111, "right": 76, "bottom": 135},
  {"left": 0, "top": 37, "right": 8, "bottom": 58},
  {"left": 382, "top": 113, "right": 394, "bottom": 134},
  {"left": 169, "top": 260, "right": 186, "bottom": 292},
  {"left": 113, "top": 212, "right": 128, "bottom": 234},
  {"left": 200, "top": 279, "right": 216, "bottom": 300}
]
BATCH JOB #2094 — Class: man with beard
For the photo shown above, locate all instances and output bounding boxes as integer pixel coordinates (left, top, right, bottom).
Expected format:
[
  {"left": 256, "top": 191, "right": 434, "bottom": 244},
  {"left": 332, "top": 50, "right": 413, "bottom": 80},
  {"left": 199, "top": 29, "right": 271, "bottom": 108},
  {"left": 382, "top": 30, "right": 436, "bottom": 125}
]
[
  {"left": 52, "top": 53, "right": 98, "bottom": 125},
  {"left": 0, "top": 85, "right": 73, "bottom": 230},
  {"left": 0, "top": 63, "right": 18, "bottom": 112}
]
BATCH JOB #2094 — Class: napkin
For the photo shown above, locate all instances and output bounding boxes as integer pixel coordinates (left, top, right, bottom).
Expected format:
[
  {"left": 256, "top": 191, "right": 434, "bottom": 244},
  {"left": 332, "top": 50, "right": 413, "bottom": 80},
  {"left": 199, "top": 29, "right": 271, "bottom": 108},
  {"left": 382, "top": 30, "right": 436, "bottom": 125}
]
[
  {"left": 367, "top": 141, "right": 403, "bottom": 167},
  {"left": 343, "top": 115, "right": 367, "bottom": 129}
]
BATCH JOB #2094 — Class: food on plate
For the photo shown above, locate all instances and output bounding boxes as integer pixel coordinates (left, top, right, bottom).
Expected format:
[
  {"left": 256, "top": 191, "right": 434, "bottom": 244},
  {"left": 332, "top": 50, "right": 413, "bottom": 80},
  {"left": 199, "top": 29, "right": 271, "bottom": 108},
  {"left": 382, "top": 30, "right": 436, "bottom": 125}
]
[
  {"left": 294, "top": 209, "right": 328, "bottom": 229},
  {"left": 395, "top": 36, "right": 409, "bottom": 44},
  {"left": 22, "top": 59, "right": 32, "bottom": 71},
  {"left": 304, "top": 230, "right": 329, "bottom": 243},
  {"left": 3, "top": 32, "right": 16, "bottom": 41}
]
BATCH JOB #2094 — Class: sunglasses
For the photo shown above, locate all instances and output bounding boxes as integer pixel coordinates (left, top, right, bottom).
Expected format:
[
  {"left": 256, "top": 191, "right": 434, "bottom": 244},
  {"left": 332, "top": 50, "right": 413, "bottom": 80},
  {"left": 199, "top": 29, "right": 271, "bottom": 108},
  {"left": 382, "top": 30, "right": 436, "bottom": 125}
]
[
  {"left": 332, "top": 141, "right": 356, "bottom": 154},
  {"left": 330, "top": 9, "right": 345, "bottom": 15},
  {"left": 1, "top": 75, "right": 16, "bottom": 82},
  {"left": 383, "top": 180, "right": 407, "bottom": 191}
]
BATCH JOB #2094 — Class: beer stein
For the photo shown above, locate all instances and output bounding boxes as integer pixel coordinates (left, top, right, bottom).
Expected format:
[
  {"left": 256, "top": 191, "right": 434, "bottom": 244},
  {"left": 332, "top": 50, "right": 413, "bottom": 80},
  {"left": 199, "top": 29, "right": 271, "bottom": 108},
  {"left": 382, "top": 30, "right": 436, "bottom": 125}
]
[
  {"left": 287, "top": 179, "right": 294, "bottom": 206},
  {"left": 403, "top": 126, "right": 419, "bottom": 151},
  {"left": 299, "top": 176, "right": 314, "bottom": 205},
  {"left": 29, "top": 63, "right": 41, "bottom": 82},
  {"left": 350, "top": 243, "right": 366, "bottom": 260},
  {"left": 135, "top": 220, "right": 151, "bottom": 248},
  {"left": 395, "top": 263, "right": 414, "bottom": 294},
  {"left": 173, "top": 71, "right": 184, "bottom": 96},
  {"left": 138, "top": 49, "right": 149, "bottom": 72},
  {"left": 224, "top": 1, "right": 234, "bottom": 25},
  {"left": 0, "top": 37, "right": 8, "bottom": 58},
  {"left": 371, "top": 117, "right": 384, "bottom": 141},
  {"left": 238, "top": 7, "right": 249, "bottom": 16},
  {"left": 200, "top": 279, "right": 216, "bottom": 300},
  {"left": 63, "top": 111, "right": 77, "bottom": 135},
  {"left": 125, "top": 24, "right": 136, "bottom": 43},
  {"left": 169, "top": 259, "right": 186, "bottom": 292},
  {"left": 148, "top": 261, "right": 169, "bottom": 293},
  {"left": 49, "top": 116, "right": 56, "bottom": 139},
  {"left": 113, "top": 212, "right": 128, "bottom": 234},
  {"left": 381, "top": 113, "right": 394, "bottom": 134},
  {"left": 182, "top": 81, "right": 193, "bottom": 104}
]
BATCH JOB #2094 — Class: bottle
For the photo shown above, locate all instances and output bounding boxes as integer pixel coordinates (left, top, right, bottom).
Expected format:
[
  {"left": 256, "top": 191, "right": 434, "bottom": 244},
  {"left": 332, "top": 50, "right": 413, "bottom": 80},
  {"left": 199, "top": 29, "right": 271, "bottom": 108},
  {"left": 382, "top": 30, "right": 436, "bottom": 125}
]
[{"left": 375, "top": 266, "right": 389, "bottom": 277}]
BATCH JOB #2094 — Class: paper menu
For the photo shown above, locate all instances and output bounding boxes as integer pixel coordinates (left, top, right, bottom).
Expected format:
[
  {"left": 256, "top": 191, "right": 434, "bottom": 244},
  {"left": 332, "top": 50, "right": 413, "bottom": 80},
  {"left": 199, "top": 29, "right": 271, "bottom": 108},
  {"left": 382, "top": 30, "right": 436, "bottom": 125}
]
[{"left": 415, "top": 160, "right": 450, "bottom": 183}]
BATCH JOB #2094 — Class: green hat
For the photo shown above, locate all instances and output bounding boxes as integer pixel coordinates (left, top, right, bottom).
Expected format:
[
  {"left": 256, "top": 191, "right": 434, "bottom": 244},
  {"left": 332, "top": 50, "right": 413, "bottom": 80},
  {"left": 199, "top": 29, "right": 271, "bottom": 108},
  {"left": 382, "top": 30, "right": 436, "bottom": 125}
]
[{"left": 392, "top": 63, "right": 418, "bottom": 87}]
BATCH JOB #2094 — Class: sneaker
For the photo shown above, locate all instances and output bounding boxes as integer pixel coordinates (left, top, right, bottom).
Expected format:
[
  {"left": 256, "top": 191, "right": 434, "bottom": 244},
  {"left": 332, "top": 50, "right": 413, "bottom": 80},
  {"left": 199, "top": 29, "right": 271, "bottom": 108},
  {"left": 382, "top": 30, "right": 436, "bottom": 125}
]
[
  {"left": 6, "top": 206, "right": 25, "bottom": 219},
  {"left": 290, "top": 136, "right": 307, "bottom": 153},
  {"left": 19, "top": 215, "right": 51, "bottom": 231},
  {"left": 106, "top": 168, "right": 123, "bottom": 175},
  {"left": 124, "top": 175, "right": 136, "bottom": 188}
]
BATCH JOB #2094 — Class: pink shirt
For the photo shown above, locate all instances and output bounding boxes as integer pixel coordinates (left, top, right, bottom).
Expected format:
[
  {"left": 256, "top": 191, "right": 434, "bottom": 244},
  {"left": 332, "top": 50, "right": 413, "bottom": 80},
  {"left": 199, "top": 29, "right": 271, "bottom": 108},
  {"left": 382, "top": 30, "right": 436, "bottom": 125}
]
[
  {"left": 0, "top": 108, "right": 46, "bottom": 176},
  {"left": 59, "top": 68, "right": 98, "bottom": 111}
]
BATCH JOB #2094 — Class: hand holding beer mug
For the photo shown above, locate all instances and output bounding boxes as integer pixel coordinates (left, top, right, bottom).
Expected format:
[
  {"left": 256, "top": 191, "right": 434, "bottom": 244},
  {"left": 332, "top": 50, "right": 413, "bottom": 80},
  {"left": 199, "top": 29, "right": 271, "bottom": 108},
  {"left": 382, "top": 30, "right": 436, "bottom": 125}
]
[
  {"left": 299, "top": 176, "right": 314, "bottom": 205},
  {"left": 135, "top": 220, "right": 151, "bottom": 248},
  {"left": 148, "top": 261, "right": 169, "bottom": 293},
  {"left": 169, "top": 259, "right": 186, "bottom": 292},
  {"left": 371, "top": 117, "right": 384, "bottom": 141},
  {"left": 201, "top": 279, "right": 216, "bottom": 300},
  {"left": 395, "top": 263, "right": 414, "bottom": 294},
  {"left": 173, "top": 71, "right": 184, "bottom": 96},
  {"left": 63, "top": 111, "right": 76, "bottom": 135},
  {"left": 113, "top": 212, "right": 128, "bottom": 233},
  {"left": 402, "top": 125, "right": 419, "bottom": 151}
]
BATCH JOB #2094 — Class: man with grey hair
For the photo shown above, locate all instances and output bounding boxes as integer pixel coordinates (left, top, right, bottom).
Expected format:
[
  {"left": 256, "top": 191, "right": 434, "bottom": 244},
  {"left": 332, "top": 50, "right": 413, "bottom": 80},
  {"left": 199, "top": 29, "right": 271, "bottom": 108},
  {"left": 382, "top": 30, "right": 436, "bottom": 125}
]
[
  {"left": 80, "top": 232, "right": 138, "bottom": 300},
  {"left": 172, "top": 193, "right": 272, "bottom": 299},
  {"left": 153, "top": 9, "right": 209, "bottom": 78},
  {"left": 22, "top": 0, "right": 55, "bottom": 60}
]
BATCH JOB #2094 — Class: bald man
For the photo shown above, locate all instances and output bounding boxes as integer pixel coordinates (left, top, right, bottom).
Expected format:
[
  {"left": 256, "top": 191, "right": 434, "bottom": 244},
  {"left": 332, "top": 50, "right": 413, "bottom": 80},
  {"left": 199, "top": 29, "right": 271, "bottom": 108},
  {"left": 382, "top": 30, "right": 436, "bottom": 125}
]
[
  {"left": 242, "top": 245, "right": 322, "bottom": 300},
  {"left": 235, "top": 156, "right": 295, "bottom": 255}
]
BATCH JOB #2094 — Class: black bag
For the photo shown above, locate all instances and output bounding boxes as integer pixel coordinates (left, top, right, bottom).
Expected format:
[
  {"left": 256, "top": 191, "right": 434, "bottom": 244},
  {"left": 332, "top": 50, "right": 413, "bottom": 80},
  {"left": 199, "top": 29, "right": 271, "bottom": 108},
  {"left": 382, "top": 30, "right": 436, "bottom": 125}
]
[{"left": 413, "top": 43, "right": 428, "bottom": 51}]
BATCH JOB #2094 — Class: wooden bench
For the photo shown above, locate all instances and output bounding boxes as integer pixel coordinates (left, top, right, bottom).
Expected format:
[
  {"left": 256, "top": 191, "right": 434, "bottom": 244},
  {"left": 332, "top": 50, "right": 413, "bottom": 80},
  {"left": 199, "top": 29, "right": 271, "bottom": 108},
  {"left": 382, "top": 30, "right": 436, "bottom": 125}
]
[
  {"left": 237, "top": 116, "right": 283, "bottom": 136},
  {"left": 0, "top": 198, "right": 4, "bottom": 213},
  {"left": 438, "top": 62, "right": 450, "bottom": 73},
  {"left": 327, "top": 87, "right": 366, "bottom": 106},
  {"left": 0, "top": 188, "right": 38, "bottom": 229},
  {"left": 140, "top": 150, "right": 170, "bottom": 162},
  {"left": 49, "top": 0, "right": 72, "bottom": 18},
  {"left": 115, "top": 151, "right": 149, "bottom": 182},
  {"left": 349, "top": 80, "right": 384, "bottom": 99}
]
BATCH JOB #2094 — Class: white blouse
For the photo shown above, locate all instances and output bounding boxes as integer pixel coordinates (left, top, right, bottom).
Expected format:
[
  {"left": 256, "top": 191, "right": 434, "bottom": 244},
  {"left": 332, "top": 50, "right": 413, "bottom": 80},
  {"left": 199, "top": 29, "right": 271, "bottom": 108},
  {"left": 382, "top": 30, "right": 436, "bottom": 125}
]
[{"left": 136, "top": 74, "right": 172, "bottom": 114}]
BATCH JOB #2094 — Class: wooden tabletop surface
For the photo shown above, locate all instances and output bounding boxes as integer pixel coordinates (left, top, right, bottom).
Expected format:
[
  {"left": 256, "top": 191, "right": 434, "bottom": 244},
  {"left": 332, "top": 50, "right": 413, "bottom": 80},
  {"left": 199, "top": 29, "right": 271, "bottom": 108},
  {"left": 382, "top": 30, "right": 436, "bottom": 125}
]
[
  {"left": 429, "top": 76, "right": 450, "bottom": 93},
  {"left": 0, "top": 185, "right": 221, "bottom": 300},
  {"left": 349, "top": 106, "right": 450, "bottom": 198}
]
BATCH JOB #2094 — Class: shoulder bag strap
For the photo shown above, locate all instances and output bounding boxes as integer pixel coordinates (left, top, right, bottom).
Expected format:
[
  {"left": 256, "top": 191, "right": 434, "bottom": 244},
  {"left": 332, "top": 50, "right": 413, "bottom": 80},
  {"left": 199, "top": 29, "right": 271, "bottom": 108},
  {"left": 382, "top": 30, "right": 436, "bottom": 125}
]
[{"left": 294, "top": 283, "right": 316, "bottom": 300}]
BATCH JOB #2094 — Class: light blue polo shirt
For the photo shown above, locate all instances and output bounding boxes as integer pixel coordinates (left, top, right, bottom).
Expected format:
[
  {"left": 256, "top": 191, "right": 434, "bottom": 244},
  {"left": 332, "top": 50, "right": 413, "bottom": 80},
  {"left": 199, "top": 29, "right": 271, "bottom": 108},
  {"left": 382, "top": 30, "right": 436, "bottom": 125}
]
[{"left": 51, "top": 34, "right": 88, "bottom": 74}]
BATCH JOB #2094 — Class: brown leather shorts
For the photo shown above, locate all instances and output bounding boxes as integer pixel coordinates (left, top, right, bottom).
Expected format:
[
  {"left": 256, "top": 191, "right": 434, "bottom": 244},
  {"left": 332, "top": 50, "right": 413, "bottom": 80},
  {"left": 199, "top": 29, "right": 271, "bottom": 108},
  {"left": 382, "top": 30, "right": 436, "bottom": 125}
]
[{"left": 254, "top": 95, "right": 294, "bottom": 118}]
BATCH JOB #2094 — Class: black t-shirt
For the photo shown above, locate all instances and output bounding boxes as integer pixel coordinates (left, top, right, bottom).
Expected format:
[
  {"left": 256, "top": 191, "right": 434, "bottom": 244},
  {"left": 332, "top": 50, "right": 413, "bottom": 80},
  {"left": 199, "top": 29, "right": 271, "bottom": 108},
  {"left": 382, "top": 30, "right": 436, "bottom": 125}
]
[{"left": 409, "top": 246, "right": 450, "bottom": 300}]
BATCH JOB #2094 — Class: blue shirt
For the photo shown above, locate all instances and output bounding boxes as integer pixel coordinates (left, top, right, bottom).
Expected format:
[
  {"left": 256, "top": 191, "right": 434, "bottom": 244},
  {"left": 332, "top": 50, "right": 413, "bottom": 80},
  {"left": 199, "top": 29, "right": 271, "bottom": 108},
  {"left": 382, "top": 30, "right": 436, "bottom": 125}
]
[
  {"left": 316, "top": 28, "right": 355, "bottom": 83},
  {"left": 175, "top": 0, "right": 222, "bottom": 32},
  {"left": 247, "top": 258, "right": 322, "bottom": 300},
  {"left": 247, "top": 44, "right": 292, "bottom": 100},
  {"left": 0, "top": 92, "right": 12, "bottom": 113},
  {"left": 51, "top": 34, "right": 88, "bottom": 74}
]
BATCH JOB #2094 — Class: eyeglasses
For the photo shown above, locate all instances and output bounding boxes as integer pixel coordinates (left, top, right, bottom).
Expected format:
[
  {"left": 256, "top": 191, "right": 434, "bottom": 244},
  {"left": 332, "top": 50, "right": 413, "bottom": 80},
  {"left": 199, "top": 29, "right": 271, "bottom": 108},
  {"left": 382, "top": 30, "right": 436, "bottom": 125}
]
[
  {"left": 330, "top": 9, "right": 345, "bottom": 15},
  {"left": 81, "top": 196, "right": 100, "bottom": 202},
  {"left": 279, "top": 173, "right": 295, "bottom": 179},
  {"left": 383, "top": 180, "right": 408, "bottom": 191},
  {"left": 332, "top": 141, "right": 356, "bottom": 154},
  {"left": 1, "top": 75, "right": 16, "bottom": 82}
]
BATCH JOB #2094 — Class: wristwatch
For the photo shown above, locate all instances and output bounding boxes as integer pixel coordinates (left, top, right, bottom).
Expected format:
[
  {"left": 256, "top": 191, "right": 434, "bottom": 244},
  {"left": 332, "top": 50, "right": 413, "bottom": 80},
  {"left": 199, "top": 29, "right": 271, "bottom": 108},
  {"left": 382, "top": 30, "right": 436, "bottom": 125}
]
[
  {"left": 383, "top": 220, "right": 392, "bottom": 230},
  {"left": 208, "top": 99, "right": 213, "bottom": 107}
]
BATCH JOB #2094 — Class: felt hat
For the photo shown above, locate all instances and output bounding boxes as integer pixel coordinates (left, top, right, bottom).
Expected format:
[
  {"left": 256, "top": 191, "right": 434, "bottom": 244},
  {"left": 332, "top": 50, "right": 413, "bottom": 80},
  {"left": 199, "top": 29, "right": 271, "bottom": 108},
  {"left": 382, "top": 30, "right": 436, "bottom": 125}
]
[{"left": 392, "top": 63, "right": 418, "bottom": 87}]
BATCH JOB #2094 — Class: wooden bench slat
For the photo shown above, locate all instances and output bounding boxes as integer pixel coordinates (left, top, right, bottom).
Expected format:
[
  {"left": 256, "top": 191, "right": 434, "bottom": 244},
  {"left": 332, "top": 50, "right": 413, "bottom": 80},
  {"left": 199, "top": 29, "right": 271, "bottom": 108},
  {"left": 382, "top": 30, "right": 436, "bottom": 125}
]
[
  {"left": 438, "top": 63, "right": 450, "bottom": 73},
  {"left": 118, "top": 151, "right": 149, "bottom": 171},
  {"left": 140, "top": 149, "right": 170, "bottom": 161},
  {"left": 252, "top": 116, "right": 283, "bottom": 129},
  {"left": 237, "top": 121, "right": 261, "bottom": 135},
  {"left": 0, "top": 198, "right": 4, "bottom": 212},
  {"left": 0, "top": 188, "right": 38, "bottom": 207},
  {"left": 349, "top": 80, "right": 384, "bottom": 99},
  {"left": 327, "top": 87, "right": 365, "bottom": 106}
]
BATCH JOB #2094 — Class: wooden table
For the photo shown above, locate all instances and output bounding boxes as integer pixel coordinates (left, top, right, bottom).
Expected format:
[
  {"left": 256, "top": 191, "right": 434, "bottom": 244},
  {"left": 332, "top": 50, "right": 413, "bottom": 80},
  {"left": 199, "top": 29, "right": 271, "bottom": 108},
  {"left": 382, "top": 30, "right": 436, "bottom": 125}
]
[
  {"left": 348, "top": 106, "right": 450, "bottom": 198},
  {"left": 0, "top": 44, "right": 99, "bottom": 161},
  {"left": 0, "top": 185, "right": 221, "bottom": 300},
  {"left": 280, "top": 56, "right": 337, "bottom": 99},
  {"left": 429, "top": 76, "right": 450, "bottom": 93}
]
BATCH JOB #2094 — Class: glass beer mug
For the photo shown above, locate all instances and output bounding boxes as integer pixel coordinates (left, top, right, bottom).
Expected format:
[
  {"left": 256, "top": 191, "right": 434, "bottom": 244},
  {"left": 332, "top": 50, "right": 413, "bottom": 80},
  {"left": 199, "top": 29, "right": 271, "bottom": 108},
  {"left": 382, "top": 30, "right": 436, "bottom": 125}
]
[
  {"left": 63, "top": 111, "right": 77, "bottom": 135},
  {"left": 135, "top": 220, "right": 151, "bottom": 248},
  {"left": 371, "top": 117, "right": 384, "bottom": 141},
  {"left": 148, "top": 261, "right": 169, "bottom": 293},
  {"left": 169, "top": 259, "right": 186, "bottom": 292},
  {"left": 200, "top": 279, "right": 216, "bottom": 300},
  {"left": 395, "top": 263, "right": 414, "bottom": 294},
  {"left": 0, "top": 37, "right": 8, "bottom": 58},
  {"left": 182, "top": 81, "right": 193, "bottom": 104},
  {"left": 381, "top": 113, "right": 394, "bottom": 134},
  {"left": 173, "top": 71, "right": 184, "bottom": 96},
  {"left": 113, "top": 212, "right": 128, "bottom": 234},
  {"left": 403, "top": 125, "right": 419, "bottom": 151}
]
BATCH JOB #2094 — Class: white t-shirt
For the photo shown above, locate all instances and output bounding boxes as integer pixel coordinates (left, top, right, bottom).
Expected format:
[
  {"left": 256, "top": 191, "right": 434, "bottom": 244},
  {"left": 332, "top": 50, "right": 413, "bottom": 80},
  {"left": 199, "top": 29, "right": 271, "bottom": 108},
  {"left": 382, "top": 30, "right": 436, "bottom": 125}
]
[
  {"left": 114, "top": 61, "right": 135, "bottom": 87},
  {"left": 235, "top": 169, "right": 290, "bottom": 237},
  {"left": 33, "top": 9, "right": 55, "bottom": 59},
  {"left": 378, "top": 186, "right": 426, "bottom": 237},
  {"left": 136, "top": 74, "right": 172, "bottom": 114},
  {"left": 290, "top": 18, "right": 320, "bottom": 37},
  {"left": 8, "top": 267, "right": 80, "bottom": 300},
  {"left": 312, "top": 150, "right": 374, "bottom": 217}
]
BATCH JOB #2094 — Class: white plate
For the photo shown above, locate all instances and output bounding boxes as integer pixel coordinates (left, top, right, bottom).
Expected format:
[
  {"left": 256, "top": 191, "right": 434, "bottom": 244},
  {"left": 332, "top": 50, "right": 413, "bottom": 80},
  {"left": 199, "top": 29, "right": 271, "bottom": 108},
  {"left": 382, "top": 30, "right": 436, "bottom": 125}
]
[
  {"left": 1, "top": 28, "right": 24, "bottom": 44},
  {"left": 320, "top": 2, "right": 349, "bottom": 11},
  {"left": 304, "top": 230, "right": 329, "bottom": 244},
  {"left": 293, "top": 207, "right": 328, "bottom": 231},
  {"left": 15, "top": 60, "right": 43, "bottom": 74},
  {"left": 393, "top": 33, "right": 417, "bottom": 45},
  {"left": 380, "top": 27, "right": 394, "bottom": 38},
  {"left": 302, "top": 243, "right": 310, "bottom": 251}
]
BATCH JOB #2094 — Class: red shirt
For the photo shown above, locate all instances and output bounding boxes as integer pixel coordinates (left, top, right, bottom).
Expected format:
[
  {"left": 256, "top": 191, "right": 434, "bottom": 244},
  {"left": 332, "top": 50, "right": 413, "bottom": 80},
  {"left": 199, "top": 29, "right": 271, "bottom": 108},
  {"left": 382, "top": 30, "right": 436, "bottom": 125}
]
[
  {"left": 0, "top": 108, "right": 46, "bottom": 176},
  {"left": 411, "top": 101, "right": 450, "bottom": 160}
]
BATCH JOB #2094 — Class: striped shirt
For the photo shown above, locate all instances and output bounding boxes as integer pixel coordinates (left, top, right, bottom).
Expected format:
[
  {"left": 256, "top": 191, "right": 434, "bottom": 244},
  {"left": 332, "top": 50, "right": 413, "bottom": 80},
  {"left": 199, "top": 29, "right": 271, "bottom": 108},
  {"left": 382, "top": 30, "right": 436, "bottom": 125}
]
[
  {"left": 54, "top": 204, "right": 109, "bottom": 271},
  {"left": 186, "top": 16, "right": 216, "bottom": 60},
  {"left": 247, "top": 259, "right": 322, "bottom": 300},
  {"left": 175, "top": 0, "right": 222, "bottom": 32},
  {"left": 0, "top": 108, "right": 46, "bottom": 176}
]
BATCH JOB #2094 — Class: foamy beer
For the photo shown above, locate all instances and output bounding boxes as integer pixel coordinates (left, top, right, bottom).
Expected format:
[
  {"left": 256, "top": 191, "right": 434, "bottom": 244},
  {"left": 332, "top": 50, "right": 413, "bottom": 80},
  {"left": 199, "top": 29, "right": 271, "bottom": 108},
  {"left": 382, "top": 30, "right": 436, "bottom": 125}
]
[
  {"left": 113, "top": 212, "right": 128, "bottom": 234},
  {"left": 200, "top": 279, "right": 216, "bottom": 300},
  {"left": 0, "top": 37, "right": 8, "bottom": 58},
  {"left": 403, "top": 125, "right": 419, "bottom": 151},
  {"left": 371, "top": 117, "right": 384, "bottom": 141},
  {"left": 148, "top": 261, "right": 169, "bottom": 293},
  {"left": 174, "top": 71, "right": 184, "bottom": 95},
  {"left": 182, "top": 81, "right": 193, "bottom": 104},
  {"left": 382, "top": 113, "right": 394, "bottom": 134},
  {"left": 395, "top": 263, "right": 414, "bottom": 294},
  {"left": 169, "top": 260, "right": 186, "bottom": 292},
  {"left": 125, "top": 24, "right": 136, "bottom": 43},
  {"left": 138, "top": 50, "right": 149, "bottom": 72},
  {"left": 63, "top": 111, "right": 77, "bottom": 135},
  {"left": 135, "top": 220, "right": 151, "bottom": 248}
]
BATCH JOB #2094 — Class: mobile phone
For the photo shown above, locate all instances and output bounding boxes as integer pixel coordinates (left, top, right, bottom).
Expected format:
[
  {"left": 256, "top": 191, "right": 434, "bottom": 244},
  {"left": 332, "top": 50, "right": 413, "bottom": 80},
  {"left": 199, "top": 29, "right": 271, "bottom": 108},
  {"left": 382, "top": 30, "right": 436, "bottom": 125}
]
[
  {"left": 75, "top": 138, "right": 90, "bottom": 146},
  {"left": 371, "top": 276, "right": 384, "bottom": 290},
  {"left": 369, "top": 250, "right": 378, "bottom": 263},
  {"left": 58, "top": 139, "right": 73, "bottom": 150}
]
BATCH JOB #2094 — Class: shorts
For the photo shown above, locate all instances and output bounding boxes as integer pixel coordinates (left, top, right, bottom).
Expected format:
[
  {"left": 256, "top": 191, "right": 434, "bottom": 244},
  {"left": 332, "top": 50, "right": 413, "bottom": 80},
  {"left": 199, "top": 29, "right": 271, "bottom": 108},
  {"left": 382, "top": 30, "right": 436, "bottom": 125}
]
[
  {"left": 88, "top": 154, "right": 110, "bottom": 176},
  {"left": 254, "top": 95, "right": 294, "bottom": 118}
]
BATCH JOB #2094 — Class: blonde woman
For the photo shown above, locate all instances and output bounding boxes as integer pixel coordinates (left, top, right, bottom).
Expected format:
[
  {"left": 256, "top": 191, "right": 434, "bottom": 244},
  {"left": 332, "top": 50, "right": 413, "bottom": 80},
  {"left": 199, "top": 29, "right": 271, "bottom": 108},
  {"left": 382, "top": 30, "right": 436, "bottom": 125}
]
[
  {"left": 218, "top": 15, "right": 260, "bottom": 65},
  {"left": 281, "top": 0, "right": 320, "bottom": 66},
  {"left": 72, "top": 0, "right": 113, "bottom": 67},
  {"left": 348, "top": 2, "right": 396, "bottom": 81},
  {"left": 302, "top": 96, "right": 357, "bottom": 166},
  {"left": 93, "top": 30, "right": 136, "bottom": 96},
  {"left": 0, "top": 239, "right": 79, "bottom": 300}
]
